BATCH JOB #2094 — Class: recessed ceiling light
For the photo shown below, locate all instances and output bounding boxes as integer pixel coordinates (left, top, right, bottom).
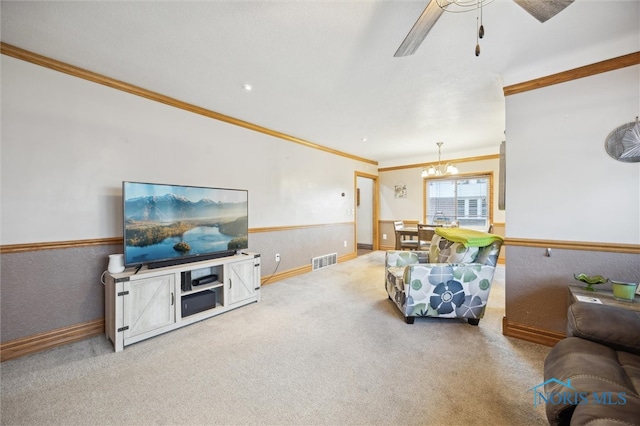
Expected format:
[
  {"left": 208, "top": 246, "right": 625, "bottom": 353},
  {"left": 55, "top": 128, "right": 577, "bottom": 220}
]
[
  {"left": 361, "top": 137, "right": 368, "bottom": 142},
  {"left": 243, "top": 84, "right": 253, "bottom": 91}
]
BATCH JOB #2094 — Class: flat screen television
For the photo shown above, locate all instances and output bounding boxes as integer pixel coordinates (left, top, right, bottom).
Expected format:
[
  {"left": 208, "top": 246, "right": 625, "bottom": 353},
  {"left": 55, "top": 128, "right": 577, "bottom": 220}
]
[{"left": 123, "top": 181, "right": 248, "bottom": 269}]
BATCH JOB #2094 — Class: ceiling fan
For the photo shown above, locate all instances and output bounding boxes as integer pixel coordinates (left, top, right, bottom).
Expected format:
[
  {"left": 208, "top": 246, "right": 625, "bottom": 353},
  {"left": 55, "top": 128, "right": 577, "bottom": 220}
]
[{"left": 394, "top": 0, "right": 575, "bottom": 57}]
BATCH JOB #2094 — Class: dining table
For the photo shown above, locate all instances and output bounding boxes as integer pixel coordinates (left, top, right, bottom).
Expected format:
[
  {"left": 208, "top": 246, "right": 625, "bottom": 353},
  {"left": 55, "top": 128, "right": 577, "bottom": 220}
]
[{"left": 394, "top": 224, "right": 447, "bottom": 250}]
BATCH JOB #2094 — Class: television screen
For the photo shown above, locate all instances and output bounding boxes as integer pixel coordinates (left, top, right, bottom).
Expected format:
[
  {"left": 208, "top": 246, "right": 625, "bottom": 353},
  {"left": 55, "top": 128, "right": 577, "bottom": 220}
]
[{"left": 123, "top": 181, "right": 248, "bottom": 268}]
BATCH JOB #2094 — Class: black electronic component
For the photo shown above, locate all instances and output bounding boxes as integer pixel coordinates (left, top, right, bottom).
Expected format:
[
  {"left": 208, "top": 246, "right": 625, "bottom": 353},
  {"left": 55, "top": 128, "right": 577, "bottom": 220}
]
[
  {"left": 182, "top": 290, "right": 217, "bottom": 317},
  {"left": 192, "top": 274, "right": 218, "bottom": 286}
]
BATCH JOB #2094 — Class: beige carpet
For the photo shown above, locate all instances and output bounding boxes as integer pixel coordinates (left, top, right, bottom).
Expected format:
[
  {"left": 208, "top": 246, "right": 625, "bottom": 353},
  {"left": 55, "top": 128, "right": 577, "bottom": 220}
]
[{"left": 0, "top": 251, "right": 551, "bottom": 425}]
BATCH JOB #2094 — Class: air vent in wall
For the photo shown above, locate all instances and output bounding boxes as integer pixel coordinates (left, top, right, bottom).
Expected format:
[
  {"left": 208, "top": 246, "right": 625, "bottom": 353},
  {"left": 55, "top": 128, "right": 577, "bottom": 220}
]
[{"left": 311, "top": 253, "right": 338, "bottom": 271}]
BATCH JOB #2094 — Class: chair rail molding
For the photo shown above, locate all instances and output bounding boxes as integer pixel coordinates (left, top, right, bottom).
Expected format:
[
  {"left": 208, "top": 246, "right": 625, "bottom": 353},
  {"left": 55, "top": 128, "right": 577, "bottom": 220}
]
[
  {"left": 0, "top": 222, "right": 358, "bottom": 254},
  {"left": 504, "top": 238, "right": 640, "bottom": 254}
]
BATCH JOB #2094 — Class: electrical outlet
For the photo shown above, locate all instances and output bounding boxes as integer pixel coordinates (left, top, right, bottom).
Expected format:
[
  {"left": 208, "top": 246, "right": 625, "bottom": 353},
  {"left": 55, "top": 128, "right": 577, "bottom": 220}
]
[
  {"left": 275, "top": 253, "right": 280, "bottom": 262},
  {"left": 382, "top": 234, "right": 387, "bottom": 240}
]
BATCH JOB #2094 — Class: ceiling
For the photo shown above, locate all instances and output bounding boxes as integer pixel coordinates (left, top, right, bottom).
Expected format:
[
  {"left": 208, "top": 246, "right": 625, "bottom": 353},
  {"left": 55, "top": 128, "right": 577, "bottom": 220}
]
[{"left": 1, "top": 1, "right": 638, "bottom": 166}]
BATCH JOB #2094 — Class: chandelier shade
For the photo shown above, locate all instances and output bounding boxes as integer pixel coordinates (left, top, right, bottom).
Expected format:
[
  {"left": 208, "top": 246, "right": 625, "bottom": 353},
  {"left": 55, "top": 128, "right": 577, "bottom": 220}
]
[{"left": 422, "top": 142, "right": 458, "bottom": 177}]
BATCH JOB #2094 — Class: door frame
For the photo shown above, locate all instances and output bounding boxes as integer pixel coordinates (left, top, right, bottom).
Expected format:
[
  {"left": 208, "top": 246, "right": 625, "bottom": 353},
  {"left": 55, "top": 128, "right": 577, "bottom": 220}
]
[{"left": 354, "top": 172, "right": 379, "bottom": 251}]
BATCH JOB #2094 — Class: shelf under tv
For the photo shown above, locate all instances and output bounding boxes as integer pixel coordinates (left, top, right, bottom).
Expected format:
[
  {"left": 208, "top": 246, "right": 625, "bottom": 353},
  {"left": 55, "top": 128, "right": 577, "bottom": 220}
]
[{"left": 181, "top": 281, "right": 223, "bottom": 297}]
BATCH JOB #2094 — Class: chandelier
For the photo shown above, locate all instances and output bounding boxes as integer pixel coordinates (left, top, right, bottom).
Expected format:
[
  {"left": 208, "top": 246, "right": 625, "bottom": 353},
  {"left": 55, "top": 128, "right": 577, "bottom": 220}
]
[
  {"left": 436, "top": 0, "right": 495, "bottom": 56},
  {"left": 422, "top": 142, "right": 459, "bottom": 177}
]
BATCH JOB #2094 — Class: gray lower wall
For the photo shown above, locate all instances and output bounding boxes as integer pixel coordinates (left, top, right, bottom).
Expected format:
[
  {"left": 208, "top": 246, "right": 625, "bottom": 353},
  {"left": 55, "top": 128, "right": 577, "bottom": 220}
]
[
  {"left": 1, "top": 244, "right": 118, "bottom": 341},
  {"left": 505, "top": 246, "right": 640, "bottom": 334},
  {"left": 0, "top": 223, "right": 354, "bottom": 343},
  {"left": 250, "top": 224, "right": 354, "bottom": 278}
]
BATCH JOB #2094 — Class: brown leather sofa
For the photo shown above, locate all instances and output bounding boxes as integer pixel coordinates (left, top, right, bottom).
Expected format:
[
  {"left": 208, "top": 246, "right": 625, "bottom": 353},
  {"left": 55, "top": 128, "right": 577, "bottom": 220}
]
[{"left": 543, "top": 302, "right": 640, "bottom": 425}]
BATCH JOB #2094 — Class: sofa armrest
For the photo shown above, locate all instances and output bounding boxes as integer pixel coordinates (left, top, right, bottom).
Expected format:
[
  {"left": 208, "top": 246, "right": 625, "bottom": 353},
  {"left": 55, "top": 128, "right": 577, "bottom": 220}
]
[
  {"left": 385, "top": 250, "right": 429, "bottom": 268},
  {"left": 568, "top": 302, "right": 640, "bottom": 355}
]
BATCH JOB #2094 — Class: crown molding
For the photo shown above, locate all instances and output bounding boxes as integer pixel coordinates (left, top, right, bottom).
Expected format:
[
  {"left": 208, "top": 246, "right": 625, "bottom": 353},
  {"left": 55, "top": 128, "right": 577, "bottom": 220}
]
[
  {"left": 379, "top": 154, "right": 499, "bottom": 172},
  {"left": 503, "top": 51, "right": 640, "bottom": 96},
  {"left": 0, "top": 42, "right": 377, "bottom": 166}
]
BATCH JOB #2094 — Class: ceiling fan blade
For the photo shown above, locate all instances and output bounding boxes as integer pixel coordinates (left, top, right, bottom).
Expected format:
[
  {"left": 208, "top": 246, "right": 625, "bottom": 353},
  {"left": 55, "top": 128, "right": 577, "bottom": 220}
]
[
  {"left": 394, "top": 0, "right": 450, "bottom": 57},
  {"left": 513, "top": 0, "right": 575, "bottom": 23}
]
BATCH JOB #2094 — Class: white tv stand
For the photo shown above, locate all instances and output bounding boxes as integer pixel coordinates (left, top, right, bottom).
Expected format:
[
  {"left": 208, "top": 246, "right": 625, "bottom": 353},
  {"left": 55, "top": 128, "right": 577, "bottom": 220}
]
[{"left": 104, "top": 252, "right": 260, "bottom": 352}]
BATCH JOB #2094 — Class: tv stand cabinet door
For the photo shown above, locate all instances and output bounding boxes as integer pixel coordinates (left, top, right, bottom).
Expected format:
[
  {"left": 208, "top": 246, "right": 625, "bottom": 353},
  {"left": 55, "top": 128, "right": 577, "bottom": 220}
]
[
  {"left": 123, "top": 274, "right": 176, "bottom": 341},
  {"left": 227, "top": 258, "right": 260, "bottom": 305}
]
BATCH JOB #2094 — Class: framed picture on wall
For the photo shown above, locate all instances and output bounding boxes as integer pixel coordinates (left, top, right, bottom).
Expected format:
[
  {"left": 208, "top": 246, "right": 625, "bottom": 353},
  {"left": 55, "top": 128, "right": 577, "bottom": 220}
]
[{"left": 394, "top": 183, "right": 407, "bottom": 199}]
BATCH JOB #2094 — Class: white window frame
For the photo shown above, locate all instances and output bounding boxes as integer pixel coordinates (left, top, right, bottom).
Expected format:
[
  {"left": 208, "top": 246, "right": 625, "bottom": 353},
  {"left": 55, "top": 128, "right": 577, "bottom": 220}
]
[{"left": 423, "top": 173, "right": 493, "bottom": 230}]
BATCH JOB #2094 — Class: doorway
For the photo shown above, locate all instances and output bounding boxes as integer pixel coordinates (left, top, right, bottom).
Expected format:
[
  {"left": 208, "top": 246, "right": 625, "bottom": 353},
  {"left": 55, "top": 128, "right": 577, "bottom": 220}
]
[{"left": 355, "top": 172, "right": 378, "bottom": 255}]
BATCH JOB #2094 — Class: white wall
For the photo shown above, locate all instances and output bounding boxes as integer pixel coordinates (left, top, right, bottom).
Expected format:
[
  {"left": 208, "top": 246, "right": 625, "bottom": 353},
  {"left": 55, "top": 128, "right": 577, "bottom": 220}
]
[
  {"left": 505, "top": 65, "right": 640, "bottom": 244},
  {"left": 0, "top": 56, "right": 377, "bottom": 245},
  {"left": 504, "top": 64, "right": 640, "bottom": 335}
]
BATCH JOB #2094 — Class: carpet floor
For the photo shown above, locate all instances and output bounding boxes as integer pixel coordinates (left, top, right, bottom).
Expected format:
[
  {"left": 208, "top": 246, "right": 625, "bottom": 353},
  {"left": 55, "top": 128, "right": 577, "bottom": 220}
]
[{"left": 0, "top": 251, "right": 551, "bottom": 425}]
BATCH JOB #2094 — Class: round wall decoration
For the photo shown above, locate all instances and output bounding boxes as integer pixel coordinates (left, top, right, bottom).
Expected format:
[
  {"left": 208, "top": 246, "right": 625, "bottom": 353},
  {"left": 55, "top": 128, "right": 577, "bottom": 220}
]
[{"left": 605, "top": 118, "right": 640, "bottom": 163}]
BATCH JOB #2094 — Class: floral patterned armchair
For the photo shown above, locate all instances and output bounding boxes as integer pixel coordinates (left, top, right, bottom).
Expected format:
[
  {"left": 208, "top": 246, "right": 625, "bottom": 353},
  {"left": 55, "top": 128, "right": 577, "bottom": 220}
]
[{"left": 385, "top": 230, "right": 503, "bottom": 325}]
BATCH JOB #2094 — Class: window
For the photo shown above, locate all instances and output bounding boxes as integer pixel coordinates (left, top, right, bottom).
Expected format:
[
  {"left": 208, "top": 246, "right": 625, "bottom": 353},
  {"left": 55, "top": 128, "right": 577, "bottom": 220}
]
[{"left": 424, "top": 175, "right": 491, "bottom": 230}]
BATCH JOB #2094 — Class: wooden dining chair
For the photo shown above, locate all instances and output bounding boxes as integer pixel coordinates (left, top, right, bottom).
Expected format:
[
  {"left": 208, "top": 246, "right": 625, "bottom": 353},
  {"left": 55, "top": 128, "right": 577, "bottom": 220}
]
[
  {"left": 417, "top": 224, "right": 436, "bottom": 251},
  {"left": 394, "top": 221, "right": 419, "bottom": 250}
]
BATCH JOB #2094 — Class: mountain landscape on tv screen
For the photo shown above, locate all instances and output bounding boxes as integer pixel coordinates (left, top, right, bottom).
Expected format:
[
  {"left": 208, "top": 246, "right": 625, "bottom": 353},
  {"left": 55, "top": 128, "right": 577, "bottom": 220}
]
[
  {"left": 124, "top": 193, "right": 247, "bottom": 222},
  {"left": 124, "top": 193, "right": 248, "bottom": 260}
]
